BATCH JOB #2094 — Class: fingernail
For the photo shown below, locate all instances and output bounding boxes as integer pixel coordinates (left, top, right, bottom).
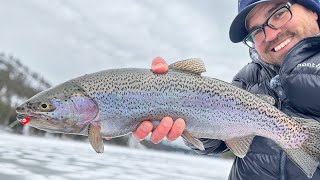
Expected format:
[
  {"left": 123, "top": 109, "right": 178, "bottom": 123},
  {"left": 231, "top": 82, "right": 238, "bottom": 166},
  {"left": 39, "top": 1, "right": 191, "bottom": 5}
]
[
  {"left": 142, "top": 123, "right": 152, "bottom": 132},
  {"left": 175, "top": 119, "right": 185, "bottom": 128},
  {"left": 152, "top": 138, "right": 160, "bottom": 144},
  {"left": 163, "top": 118, "right": 172, "bottom": 127},
  {"left": 152, "top": 63, "right": 164, "bottom": 70},
  {"left": 176, "top": 122, "right": 183, "bottom": 128}
]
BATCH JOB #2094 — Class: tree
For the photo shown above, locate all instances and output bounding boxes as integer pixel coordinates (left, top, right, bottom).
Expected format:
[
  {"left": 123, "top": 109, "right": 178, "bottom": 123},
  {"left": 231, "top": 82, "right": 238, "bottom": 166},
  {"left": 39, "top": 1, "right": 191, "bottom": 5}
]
[{"left": 0, "top": 53, "right": 50, "bottom": 129}]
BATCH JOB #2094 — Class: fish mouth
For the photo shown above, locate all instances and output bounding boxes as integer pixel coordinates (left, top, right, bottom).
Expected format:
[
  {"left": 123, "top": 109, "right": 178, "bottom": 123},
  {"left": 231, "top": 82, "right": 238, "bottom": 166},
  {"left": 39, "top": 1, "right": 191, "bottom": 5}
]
[
  {"left": 16, "top": 113, "right": 41, "bottom": 124},
  {"left": 16, "top": 110, "right": 41, "bottom": 119},
  {"left": 16, "top": 105, "right": 42, "bottom": 120},
  {"left": 16, "top": 112, "right": 58, "bottom": 131},
  {"left": 16, "top": 113, "right": 32, "bottom": 120},
  {"left": 16, "top": 111, "right": 86, "bottom": 134},
  {"left": 16, "top": 105, "right": 52, "bottom": 125}
]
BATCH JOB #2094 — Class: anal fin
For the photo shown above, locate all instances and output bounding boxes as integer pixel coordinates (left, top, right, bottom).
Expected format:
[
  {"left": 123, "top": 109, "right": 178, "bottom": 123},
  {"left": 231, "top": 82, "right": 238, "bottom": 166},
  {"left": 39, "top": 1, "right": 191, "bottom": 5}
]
[
  {"left": 225, "top": 136, "right": 254, "bottom": 158},
  {"left": 88, "top": 123, "right": 104, "bottom": 153},
  {"left": 182, "top": 130, "right": 205, "bottom": 151}
]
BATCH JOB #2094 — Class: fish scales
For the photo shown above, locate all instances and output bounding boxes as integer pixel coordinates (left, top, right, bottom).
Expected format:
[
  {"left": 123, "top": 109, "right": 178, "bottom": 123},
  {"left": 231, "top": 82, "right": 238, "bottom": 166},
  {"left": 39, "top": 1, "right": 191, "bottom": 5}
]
[
  {"left": 15, "top": 59, "right": 320, "bottom": 178},
  {"left": 68, "top": 68, "right": 303, "bottom": 145}
]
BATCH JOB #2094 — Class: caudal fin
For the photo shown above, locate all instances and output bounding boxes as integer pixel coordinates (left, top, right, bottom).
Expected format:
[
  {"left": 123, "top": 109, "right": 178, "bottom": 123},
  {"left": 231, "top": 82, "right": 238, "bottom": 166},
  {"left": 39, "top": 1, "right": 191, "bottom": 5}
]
[{"left": 285, "top": 117, "right": 320, "bottom": 178}]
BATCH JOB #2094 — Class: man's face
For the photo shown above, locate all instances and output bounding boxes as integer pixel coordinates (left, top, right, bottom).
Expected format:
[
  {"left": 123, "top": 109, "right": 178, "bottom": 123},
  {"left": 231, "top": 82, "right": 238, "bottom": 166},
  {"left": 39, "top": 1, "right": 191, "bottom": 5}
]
[{"left": 246, "top": 1, "right": 320, "bottom": 65}]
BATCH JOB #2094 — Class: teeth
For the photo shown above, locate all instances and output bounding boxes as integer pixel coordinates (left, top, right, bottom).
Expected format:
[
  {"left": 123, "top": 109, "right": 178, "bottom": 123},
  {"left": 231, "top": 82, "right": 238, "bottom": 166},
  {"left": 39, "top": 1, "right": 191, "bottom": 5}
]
[{"left": 274, "top": 38, "right": 291, "bottom": 52}]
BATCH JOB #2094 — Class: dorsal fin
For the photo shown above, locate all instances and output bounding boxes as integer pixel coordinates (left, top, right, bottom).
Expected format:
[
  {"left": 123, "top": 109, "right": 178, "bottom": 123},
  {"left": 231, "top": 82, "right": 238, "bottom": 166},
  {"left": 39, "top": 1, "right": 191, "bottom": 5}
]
[{"left": 169, "top": 58, "right": 206, "bottom": 75}]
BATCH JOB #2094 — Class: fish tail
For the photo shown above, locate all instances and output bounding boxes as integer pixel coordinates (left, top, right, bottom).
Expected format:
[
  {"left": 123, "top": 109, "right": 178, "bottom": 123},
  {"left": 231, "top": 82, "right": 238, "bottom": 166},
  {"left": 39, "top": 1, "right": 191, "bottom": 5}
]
[{"left": 284, "top": 117, "right": 320, "bottom": 178}]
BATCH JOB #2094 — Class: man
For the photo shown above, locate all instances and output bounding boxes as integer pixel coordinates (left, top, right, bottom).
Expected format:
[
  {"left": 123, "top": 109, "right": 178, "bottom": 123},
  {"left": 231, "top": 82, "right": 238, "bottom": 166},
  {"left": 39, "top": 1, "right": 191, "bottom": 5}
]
[{"left": 133, "top": 0, "right": 320, "bottom": 179}]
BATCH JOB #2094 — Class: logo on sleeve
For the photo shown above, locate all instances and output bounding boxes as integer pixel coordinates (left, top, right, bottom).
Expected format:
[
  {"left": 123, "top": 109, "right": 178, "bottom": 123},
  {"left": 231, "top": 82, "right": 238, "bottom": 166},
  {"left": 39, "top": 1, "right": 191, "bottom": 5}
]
[{"left": 297, "top": 63, "right": 320, "bottom": 70}]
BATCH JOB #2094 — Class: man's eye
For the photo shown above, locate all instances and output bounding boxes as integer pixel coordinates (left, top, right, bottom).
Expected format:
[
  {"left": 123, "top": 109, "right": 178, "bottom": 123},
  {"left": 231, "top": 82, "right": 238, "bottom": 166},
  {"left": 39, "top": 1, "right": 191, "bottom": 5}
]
[
  {"left": 252, "top": 29, "right": 263, "bottom": 37},
  {"left": 273, "top": 9, "right": 287, "bottom": 20}
]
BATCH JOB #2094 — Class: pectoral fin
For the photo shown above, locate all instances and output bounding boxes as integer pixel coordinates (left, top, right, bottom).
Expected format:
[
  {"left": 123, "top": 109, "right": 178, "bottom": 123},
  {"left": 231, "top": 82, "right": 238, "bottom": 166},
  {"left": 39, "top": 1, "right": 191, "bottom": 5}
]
[
  {"left": 182, "top": 130, "right": 205, "bottom": 151},
  {"left": 225, "top": 136, "right": 254, "bottom": 158},
  {"left": 88, "top": 123, "right": 104, "bottom": 153}
]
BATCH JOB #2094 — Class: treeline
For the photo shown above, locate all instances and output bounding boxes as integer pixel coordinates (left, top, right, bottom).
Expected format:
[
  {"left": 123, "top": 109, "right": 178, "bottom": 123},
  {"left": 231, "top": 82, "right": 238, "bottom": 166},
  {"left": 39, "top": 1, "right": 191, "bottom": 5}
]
[{"left": 0, "top": 53, "right": 51, "bottom": 131}]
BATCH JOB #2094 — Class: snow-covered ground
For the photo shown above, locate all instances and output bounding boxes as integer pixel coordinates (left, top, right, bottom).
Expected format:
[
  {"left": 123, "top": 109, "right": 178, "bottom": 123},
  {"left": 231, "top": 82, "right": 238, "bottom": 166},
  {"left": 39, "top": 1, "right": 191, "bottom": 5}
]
[{"left": 0, "top": 132, "right": 233, "bottom": 180}]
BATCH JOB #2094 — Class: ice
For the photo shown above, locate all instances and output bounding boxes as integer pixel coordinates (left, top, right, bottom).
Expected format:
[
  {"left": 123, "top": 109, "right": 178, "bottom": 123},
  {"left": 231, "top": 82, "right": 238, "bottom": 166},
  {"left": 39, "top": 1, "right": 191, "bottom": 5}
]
[
  {"left": 0, "top": 163, "right": 31, "bottom": 175},
  {"left": 0, "top": 132, "right": 233, "bottom": 180},
  {"left": 16, "top": 159, "right": 39, "bottom": 166}
]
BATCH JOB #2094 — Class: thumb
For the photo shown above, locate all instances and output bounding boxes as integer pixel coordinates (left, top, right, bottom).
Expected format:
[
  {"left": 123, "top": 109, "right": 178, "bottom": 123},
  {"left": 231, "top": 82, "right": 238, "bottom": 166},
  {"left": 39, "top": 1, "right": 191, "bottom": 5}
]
[{"left": 151, "top": 56, "right": 168, "bottom": 74}]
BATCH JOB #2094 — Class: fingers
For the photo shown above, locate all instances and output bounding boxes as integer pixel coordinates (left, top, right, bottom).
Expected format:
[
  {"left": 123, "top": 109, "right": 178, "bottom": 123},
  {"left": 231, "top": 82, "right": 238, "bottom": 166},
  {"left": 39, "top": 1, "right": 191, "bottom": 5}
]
[
  {"left": 151, "top": 56, "right": 169, "bottom": 74},
  {"left": 133, "top": 117, "right": 186, "bottom": 144},
  {"left": 150, "top": 117, "right": 173, "bottom": 144},
  {"left": 132, "top": 121, "right": 153, "bottom": 141},
  {"left": 167, "top": 118, "right": 185, "bottom": 141}
]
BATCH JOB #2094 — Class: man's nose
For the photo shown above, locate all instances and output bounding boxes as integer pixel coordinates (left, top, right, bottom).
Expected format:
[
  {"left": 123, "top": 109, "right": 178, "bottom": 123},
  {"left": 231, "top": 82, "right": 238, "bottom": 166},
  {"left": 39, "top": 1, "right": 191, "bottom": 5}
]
[{"left": 264, "top": 26, "right": 281, "bottom": 42}]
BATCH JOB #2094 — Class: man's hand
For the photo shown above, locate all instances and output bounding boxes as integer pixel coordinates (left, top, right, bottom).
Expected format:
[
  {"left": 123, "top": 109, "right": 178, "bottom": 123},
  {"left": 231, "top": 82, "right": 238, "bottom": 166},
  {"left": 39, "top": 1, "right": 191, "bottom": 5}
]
[
  {"left": 132, "top": 56, "right": 186, "bottom": 143},
  {"left": 133, "top": 117, "right": 186, "bottom": 144}
]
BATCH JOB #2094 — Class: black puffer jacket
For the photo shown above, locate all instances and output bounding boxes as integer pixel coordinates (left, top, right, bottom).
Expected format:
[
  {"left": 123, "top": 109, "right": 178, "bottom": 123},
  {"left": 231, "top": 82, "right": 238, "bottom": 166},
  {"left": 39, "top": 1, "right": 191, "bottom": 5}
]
[{"left": 186, "top": 34, "right": 320, "bottom": 180}]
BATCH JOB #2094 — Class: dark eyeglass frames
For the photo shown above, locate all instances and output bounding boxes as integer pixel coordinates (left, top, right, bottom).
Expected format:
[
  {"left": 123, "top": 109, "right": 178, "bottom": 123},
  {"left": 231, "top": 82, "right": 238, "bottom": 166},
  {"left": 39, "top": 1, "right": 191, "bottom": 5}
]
[{"left": 243, "top": 2, "right": 293, "bottom": 48}]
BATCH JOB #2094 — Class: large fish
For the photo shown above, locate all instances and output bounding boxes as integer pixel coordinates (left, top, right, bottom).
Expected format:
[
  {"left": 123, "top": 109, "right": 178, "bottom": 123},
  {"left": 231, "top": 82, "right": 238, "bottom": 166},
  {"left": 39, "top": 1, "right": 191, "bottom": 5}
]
[{"left": 15, "top": 59, "right": 320, "bottom": 178}]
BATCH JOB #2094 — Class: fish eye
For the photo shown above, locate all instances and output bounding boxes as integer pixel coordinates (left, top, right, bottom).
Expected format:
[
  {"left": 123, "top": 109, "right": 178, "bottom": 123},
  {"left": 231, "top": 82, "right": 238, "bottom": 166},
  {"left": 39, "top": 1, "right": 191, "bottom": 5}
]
[{"left": 39, "top": 102, "right": 52, "bottom": 111}]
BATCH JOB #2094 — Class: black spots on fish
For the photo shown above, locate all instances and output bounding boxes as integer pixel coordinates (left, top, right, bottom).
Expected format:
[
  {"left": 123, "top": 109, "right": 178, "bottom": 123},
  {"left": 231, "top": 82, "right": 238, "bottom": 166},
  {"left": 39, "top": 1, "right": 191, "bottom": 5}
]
[
  {"left": 17, "top": 107, "right": 25, "bottom": 111},
  {"left": 63, "top": 88, "right": 71, "bottom": 96},
  {"left": 95, "top": 84, "right": 101, "bottom": 91},
  {"left": 29, "top": 103, "right": 37, "bottom": 110}
]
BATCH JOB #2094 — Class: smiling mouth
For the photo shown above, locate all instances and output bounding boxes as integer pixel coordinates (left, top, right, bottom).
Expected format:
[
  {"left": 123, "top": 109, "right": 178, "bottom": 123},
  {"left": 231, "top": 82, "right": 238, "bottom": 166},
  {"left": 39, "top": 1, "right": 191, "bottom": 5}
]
[{"left": 272, "top": 37, "right": 292, "bottom": 52}]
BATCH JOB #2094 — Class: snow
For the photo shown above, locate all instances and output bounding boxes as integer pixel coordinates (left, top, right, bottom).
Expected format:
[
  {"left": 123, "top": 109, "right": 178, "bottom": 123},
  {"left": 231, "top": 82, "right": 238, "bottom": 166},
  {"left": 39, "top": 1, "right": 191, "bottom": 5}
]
[{"left": 0, "top": 132, "right": 233, "bottom": 180}]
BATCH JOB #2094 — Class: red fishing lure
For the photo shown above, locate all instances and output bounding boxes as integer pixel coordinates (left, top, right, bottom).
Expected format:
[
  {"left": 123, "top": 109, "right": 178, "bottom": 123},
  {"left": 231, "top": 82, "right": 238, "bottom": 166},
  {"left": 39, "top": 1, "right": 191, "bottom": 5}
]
[{"left": 20, "top": 116, "right": 30, "bottom": 125}]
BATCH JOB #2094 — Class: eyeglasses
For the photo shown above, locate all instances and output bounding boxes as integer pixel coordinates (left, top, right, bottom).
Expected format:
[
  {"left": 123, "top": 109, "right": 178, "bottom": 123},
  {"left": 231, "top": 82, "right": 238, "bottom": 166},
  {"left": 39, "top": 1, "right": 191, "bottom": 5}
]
[{"left": 243, "top": 2, "right": 293, "bottom": 48}]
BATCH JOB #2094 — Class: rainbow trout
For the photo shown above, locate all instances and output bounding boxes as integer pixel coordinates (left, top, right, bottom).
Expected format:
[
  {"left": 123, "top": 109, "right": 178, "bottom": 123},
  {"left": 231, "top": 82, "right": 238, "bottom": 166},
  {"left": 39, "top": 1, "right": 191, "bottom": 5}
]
[{"left": 15, "top": 59, "right": 320, "bottom": 178}]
